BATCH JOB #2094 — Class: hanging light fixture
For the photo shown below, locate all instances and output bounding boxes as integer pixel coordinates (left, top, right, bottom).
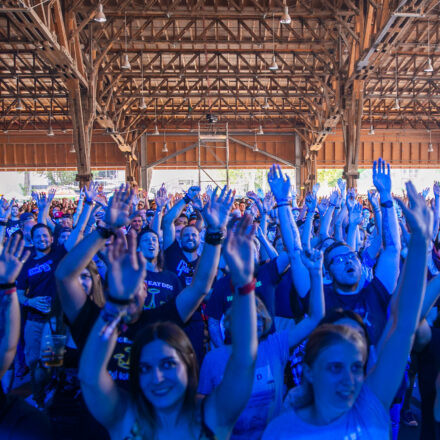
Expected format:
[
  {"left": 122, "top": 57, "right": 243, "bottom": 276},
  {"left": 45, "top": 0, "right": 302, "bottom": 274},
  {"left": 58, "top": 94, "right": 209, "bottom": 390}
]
[
  {"left": 153, "top": 99, "right": 159, "bottom": 134},
  {"left": 47, "top": 88, "right": 54, "bottom": 136},
  {"left": 368, "top": 124, "right": 375, "bottom": 135},
  {"left": 94, "top": 3, "right": 107, "bottom": 23},
  {"left": 15, "top": 97, "right": 23, "bottom": 111},
  {"left": 262, "top": 97, "right": 270, "bottom": 109},
  {"left": 428, "top": 130, "right": 434, "bottom": 152},
  {"left": 69, "top": 144, "right": 76, "bottom": 153},
  {"left": 140, "top": 97, "right": 147, "bottom": 109},
  {"left": 269, "top": 14, "right": 278, "bottom": 71},
  {"left": 47, "top": 125, "right": 55, "bottom": 137},
  {"left": 121, "top": 13, "right": 131, "bottom": 70},
  {"left": 253, "top": 131, "right": 258, "bottom": 152},
  {"left": 153, "top": 124, "right": 160, "bottom": 135},
  {"left": 425, "top": 19, "right": 434, "bottom": 73},
  {"left": 162, "top": 130, "right": 168, "bottom": 153},
  {"left": 393, "top": 98, "right": 400, "bottom": 110},
  {"left": 280, "top": 4, "right": 291, "bottom": 25},
  {"left": 139, "top": 51, "right": 146, "bottom": 109},
  {"left": 257, "top": 125, "right": 264, "bottom": 135}
]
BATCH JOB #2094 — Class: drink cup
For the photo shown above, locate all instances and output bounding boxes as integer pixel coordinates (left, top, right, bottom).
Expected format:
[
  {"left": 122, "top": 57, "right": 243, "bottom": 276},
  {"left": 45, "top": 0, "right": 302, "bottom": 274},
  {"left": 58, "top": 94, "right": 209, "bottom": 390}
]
[{"left": 41, "top": 334, "right": 66, "bottom": 367}]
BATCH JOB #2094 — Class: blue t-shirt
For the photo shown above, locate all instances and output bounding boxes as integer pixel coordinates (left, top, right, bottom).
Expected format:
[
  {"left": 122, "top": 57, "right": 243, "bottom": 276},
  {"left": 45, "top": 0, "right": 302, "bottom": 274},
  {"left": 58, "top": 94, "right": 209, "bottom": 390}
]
[
  {"left": 144, "top": 270, "right": 182, "bottom": 310},
  {"left": 274, "top": 267, "right": 305, "bottom": 322},
  {"left": 263, "top": 384, "right": 390, "bottom": 439},
  {"left": 198, "top": 331, "right": 290, "bottom": 440}
]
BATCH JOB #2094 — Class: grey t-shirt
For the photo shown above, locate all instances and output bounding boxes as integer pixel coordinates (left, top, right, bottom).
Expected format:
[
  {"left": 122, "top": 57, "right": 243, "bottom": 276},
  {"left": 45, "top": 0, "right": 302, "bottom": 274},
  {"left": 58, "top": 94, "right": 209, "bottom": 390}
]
[
  {"left": 262, "top": 384, "right": 390, "bottom": 440},
  {"left": 198, "top": 331, "right": 290, "bottom": 440}
]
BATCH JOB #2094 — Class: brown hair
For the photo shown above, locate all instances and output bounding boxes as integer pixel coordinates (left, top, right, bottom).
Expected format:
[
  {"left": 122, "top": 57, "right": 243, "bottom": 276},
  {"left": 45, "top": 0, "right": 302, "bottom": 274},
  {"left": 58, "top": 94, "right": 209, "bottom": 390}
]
[
  {"left": 291, "top": 324, "right": 368, "bottom": 409},
  {"left": 85, "top": 261, "right": 105, "bottom": 308},
  {"left": 129, "top": 321, "right": 199, "bottom": 436}
]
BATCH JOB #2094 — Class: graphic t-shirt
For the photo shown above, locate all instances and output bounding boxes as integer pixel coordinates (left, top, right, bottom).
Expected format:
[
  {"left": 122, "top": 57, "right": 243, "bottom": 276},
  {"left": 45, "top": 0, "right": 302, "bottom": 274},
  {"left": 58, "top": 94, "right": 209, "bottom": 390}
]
[
  {"left": 69, "top": 296, "right": 183, "bottom": 389},
  {"left": 262, "top": 384, "right": 390, "bottom": 440},
  {"left": 323, "top": 277, "right": 390, "bottom": 345},
  {"left": 164, "top": 239, "right": 200, "bottom": 287},
  {"left": 198, "top": 331, "right": 290, "bottom": 440},
  {"left": 144, "top": 270, "right": 182, "bottom": 310},
  {"left": 5, "top": 220, "right": 20, "bottom": 237},
  {"left": 16, "top": 245, "right": 68, "bottom": 321}
]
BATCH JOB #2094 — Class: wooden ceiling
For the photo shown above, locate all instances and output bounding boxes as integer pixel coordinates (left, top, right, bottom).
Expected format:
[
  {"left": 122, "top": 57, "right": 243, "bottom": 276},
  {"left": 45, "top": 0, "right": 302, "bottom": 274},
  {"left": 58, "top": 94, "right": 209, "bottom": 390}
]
[{"left": 0, "top": 0, "right": 439, "bottom": 152}]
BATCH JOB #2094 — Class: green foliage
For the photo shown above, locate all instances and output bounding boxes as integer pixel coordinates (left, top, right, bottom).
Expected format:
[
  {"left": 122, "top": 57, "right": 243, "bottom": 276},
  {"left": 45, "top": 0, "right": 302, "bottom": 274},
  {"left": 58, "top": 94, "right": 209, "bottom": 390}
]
[
  {"left": 37, "top": 171, "right": 77, "bottom": 186},
  {"left": 317, "top": 169, "right": 343, "bottom": 187}
]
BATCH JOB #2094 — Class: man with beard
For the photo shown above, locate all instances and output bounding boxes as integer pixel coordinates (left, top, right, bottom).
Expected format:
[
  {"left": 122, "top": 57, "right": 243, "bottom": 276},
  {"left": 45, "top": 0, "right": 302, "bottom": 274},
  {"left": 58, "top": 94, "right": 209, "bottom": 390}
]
[{"left": 5, "top": 203, "right": 20, "bottom": 237}]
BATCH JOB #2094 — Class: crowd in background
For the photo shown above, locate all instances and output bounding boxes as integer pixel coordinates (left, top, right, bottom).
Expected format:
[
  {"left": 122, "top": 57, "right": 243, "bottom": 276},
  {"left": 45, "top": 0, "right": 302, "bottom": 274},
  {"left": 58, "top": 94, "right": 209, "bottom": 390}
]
[{"left": 0, "top": 158, "right": 438, "bottom": 439}]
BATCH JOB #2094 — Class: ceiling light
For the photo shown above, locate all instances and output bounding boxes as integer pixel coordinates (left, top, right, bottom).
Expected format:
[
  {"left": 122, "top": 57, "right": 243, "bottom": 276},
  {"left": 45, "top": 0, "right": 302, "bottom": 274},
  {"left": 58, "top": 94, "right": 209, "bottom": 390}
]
[
  {"left": 69, "top": 144, "right": 76, "bottom": 153},
  {"left": 139, "top": 97, "right": 147, "bottom": 109},
  {"left": 47, "top": 126, "right": 54, "bottom": 137},
  {"left": 3, "top": 129, "right": 8, "bottom": 134},
  {"left": 368, "top": 124, "right": 375, "bottom": 135},
  {"left": 262, "top": 98, "right": 270, "bottom": 109},
  {"left": 15, "top": 98, "right": 23, "bottom": 111},
  {"left": 428, "top": 143, "right": 434, "bottom": 153},
  {"left": 257, "top": 125, "right": 264, "bottom": 135},
  {"left": 393, "top": 98, "right": 400, "bottom": 110},
  {"left": 425, "top": 57, "right": 434, "bottom": 73},
  {"left": 153, "top": 125, "right": 159, "bottom": 135},
  {"left": 121, "top": 53, "right": 131, "bottom": 70},
  {"left": 269, "top": 55, "right": 278, "bottom": 71},
  {"left": 253, "top": 142, "right": 258, "bottom": 152},
  {"left": 94, "top": 3, "right": 106, "bottom": 23},
  {"left": 162, "top": 142, "right": 168, "bottom": 153},
  {"left": 280, "top": 6, "right": 291, "bottom": 24}
]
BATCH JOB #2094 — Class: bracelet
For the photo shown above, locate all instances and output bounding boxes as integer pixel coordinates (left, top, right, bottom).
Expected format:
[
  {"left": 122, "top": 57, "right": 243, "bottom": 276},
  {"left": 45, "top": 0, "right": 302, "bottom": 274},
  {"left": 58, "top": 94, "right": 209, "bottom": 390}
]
[
  {"left": 2, "top": 287, "right": 16, "bottom": 296},
  {"left": 276, "top": 198, "right": 290, "bottom": 204},
  {"left": 0, "top": 220, "right": 7, "bottom": 227},
  {"left": 204, "top": 230, "right": 224, "bottom": 246},
  {"left": 230, "top": 278, "right": 257, "bottom": 295},
  {"left": 380, "top": 200, "right": 393, "bottom": 208},
  {"left": 276, "top": 202, "right": 291, "bottom": 208},
  {"left": 183, "top": 194, "right": 192, "bottom": 204},
  {"left": 106, "top": 293, "right": 132, "bottom": 306},
  {"left": 84, "top": 199, "right": 94, "bottom": 206},
  {"left": 0, "top": 282, "right": 16, "bottom": 290},
  {"left": 96, "top": 225, "right": 116, "bottom": 239}
]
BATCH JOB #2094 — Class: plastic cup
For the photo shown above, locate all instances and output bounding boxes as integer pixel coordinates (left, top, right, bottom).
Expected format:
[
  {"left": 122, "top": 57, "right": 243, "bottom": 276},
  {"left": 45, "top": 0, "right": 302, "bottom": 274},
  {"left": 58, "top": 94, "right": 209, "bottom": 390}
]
[{"left": 41, "top": 334, "right": 66, "bottom": 367}]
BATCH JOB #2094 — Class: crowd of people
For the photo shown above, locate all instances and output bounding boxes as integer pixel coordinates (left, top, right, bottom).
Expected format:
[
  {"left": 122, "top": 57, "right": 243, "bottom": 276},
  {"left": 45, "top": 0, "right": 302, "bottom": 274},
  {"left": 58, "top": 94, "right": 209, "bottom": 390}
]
[{"left": 0, "top": 158, "right": 438, "bottom": 439}]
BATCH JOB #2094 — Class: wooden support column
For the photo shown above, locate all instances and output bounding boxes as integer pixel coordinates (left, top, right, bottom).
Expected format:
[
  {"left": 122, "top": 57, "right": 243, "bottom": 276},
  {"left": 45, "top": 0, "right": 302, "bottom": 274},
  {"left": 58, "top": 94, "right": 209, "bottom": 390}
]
[{"left": 341, "top": 80, "right": 364, "bottom": 189}]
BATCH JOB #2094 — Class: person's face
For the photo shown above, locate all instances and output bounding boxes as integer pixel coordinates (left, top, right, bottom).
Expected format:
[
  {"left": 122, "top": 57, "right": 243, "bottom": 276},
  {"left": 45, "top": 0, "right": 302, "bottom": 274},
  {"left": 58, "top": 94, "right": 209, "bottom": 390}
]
[
  {"left": 11, "top": 206, "right": 19, "bottom": 217},
  {"left": 139, "top": 339, "right": 188, "bottom": 411},
  {"left": 180, "top": 226, "right": 200, "bottom": 252},
  {"left": 79, "top": 268, "right": 93, "bottom": 296},
  {"left": 32, "top": 227, "right": 53, "bottom": 251},
  {"left": 23, "top": 220, "right": 36, "bottom": 243},
  {"left": 175, "top": 217, "right": 188, "bottom": 237},
  {"left": 239, "top": 202, "right": 246, "bottom": 213},
  {"left": 58, "top": 230, "right": 71, "bottom": 246},
  {"left": 304, "top": 341, "right": 365, "bottom": 418},
  {"left": 292, "top": 209, "right": 300, "bottom": 222},
  {"left": 327, "top": 245, "right": 362, "bottom": 287},
  {"left": 362, "top": 209, "right": 370, "bottom": 220},
  {"left": 145, "top": 213, "right": 155, "bottom": 226},
  {"left": 131, "top": 216, "right": 143, "bottom": 232},
  {"left": 140, "top": 232, "right": 159, "bottom": 260},
  {"left": 60, "top": 217, "right": 73, "bottom": 228}
]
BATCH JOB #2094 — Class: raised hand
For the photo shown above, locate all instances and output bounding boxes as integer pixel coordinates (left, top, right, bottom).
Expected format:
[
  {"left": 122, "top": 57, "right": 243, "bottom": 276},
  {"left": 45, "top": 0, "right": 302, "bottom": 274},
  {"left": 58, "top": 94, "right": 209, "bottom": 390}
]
[
  {"left": 0, "top": 234, "right": 31, "bottom": 283},
  {"left": 291, "top": 186, "right": 298, "bottom": 199},
  {"left": 368, "top": 189, "right": 380, "bottom": 211},
  {"left": 263, "top": 192, "right": 275, "bottom": 212},
  {"left": 0, "top": 198, "right": 12, "bottom": 221},
  {"left": 223, "top": 215, "right": 255, "bottom": 287},
  {"left": 305, "top": 192, "right": 317, "bottom": 214},
  {"left": 202, "top": 186, "right": 235, "bottom": 231},
  {"left": 395, "top": 181, "right": 433, "bottom": 243},
  {"left": 83, "top": 182, "right": 99, "bottom": 203},
  {"left": 106, "top": 229, "right": 146, "bottom": 301},
  {"left": 104, "top": 184, "right": 134, "bottom": 229},
  {"left": 434, "top": 181, "right": 440, "bottom": 197},
  {"left": 268, "top": 164, "right": 290, "bottom": 202},
  {"left": 192, "top": 194, "right": 204, "bottom": 211},
  {"left": 346, "top": 188, "right": 357, "bottom": 211},
  {"left": 337, "top": 178, "right": 346, "bottom": 196},
  {"left": 373, "top": 157, "right": 392, "bottom": 196},
  {"left": 317, "top": 198, "right": 329, "bottom": 216},
  {"left": 312, "top": 183, "right": 320, "bottom": 196},
  {"left": 421, "top": 187, "right": 430, "bottom": 200},
  {"left": 300, "top": 248, "right": 323, "bottom": 273},
  {"left": 47, "top": 188, "right": 56, "bottom": 203},
  {"left": 349, "top": 202, "right": 363, "bottom": 225},
  {"left": 247, "top": 191, "right": 264, "bottom": 214},
  {"left": 185, "top": 186, "right": 201, "bottom": 202},
  {"left": 206, "top": 184, "right": 213, "bottom": 199},
  {"left": 329, "top": 189, "right": 341, "bottom": 208}
]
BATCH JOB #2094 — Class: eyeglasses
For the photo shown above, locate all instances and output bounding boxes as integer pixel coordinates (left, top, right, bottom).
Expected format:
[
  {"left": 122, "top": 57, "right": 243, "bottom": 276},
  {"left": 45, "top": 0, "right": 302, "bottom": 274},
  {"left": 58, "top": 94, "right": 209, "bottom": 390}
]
[{"left": 329, "top": 252, "right": 358, "bottom": 266}]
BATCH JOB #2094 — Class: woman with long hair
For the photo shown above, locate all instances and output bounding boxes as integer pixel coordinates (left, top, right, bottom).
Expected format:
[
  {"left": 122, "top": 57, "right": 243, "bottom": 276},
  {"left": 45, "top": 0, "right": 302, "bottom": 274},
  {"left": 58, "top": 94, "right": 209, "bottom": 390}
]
[{"left": 78, "top": 215, "right": 258, "bottom": 439}]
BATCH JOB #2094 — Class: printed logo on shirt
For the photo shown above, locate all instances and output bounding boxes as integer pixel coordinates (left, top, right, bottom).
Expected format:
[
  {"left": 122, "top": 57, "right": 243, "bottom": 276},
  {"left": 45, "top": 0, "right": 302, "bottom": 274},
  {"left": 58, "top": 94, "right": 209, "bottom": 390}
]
[
  {"left": 176, "top": 259, "right": 192, "bottom": 277},
  {"left": 113, "top": 346, "right": 131, "bottom": 370},
  {"left": 28, "top": 260, "right": 54, "bottom": 276}
]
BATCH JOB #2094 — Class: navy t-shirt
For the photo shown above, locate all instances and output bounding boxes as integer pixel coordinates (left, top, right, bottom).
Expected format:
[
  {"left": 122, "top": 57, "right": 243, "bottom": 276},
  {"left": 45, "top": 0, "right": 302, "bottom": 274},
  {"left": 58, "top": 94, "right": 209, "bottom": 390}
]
[
  {"left": 207, "top": 258, "right": 281, "bottom": 320},
  {"left": 5, "top": 220, "right": 20, "bottom": 237},
  {"left": 144, "top": 270, "right": 182, "bottom": 310},
  {"left": 417, "top": 327, "right": 440, "bottom": 440},
  {"left": 274, "top": 268, "right": 306, "bottom": 322},
  {"left": 69, "top": 296, "right": 183, "bottom": 389},
  {"left": 323, "top": 277, "right": 390, "bottom": 345},
  {"left": 16, "top": 245, "right": 68, "bottom": 321},
  {"left": 163, "top": 239, "right": 200, "bottom": 287}
]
